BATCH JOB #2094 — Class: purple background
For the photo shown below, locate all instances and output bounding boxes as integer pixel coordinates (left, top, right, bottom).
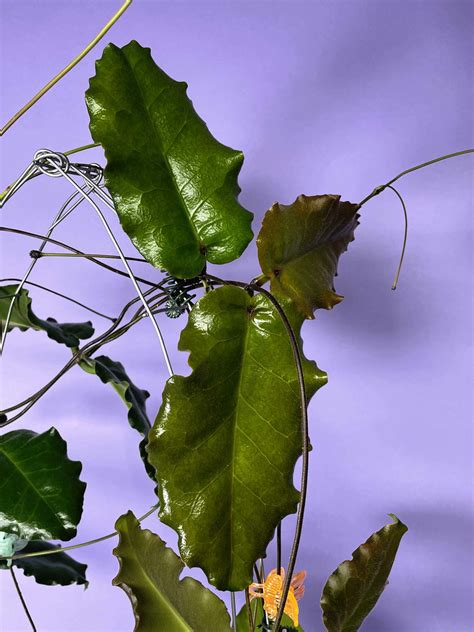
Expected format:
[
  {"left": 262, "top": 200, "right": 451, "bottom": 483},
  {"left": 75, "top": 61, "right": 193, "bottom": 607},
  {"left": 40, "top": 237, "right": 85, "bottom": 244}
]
[{"left": 0, "top": 1, "right": 472, "bottom": 630}]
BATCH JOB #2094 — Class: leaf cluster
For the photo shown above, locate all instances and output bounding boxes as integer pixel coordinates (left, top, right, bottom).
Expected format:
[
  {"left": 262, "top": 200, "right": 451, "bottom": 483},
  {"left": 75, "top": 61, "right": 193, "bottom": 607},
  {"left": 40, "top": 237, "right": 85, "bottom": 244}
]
[{"left": 0, "top": 40, "right": 408, "bottom": 632}]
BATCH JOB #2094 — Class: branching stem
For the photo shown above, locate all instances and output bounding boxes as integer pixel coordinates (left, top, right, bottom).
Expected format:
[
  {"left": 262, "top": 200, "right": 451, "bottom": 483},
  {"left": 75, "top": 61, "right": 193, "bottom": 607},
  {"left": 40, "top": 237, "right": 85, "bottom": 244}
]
[
  {"left": 1, "top": 505, "right": 158, "bottom": 563},
  {"left": 0, "top": 227, "right": 158, "bottom": 287},
  {"left": 0, "top": 277, "right": 115, "bottom": 322},
  {"left": 359, "top": 148, "right": 473, "bottom": 206}
]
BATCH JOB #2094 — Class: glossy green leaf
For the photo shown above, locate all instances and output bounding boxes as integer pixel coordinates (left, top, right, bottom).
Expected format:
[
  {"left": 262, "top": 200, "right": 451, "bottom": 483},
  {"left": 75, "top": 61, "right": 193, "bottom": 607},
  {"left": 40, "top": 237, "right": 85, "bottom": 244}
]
[
  {"left": 86, "top": 40, "right": 253, "bottom": 278},
  {"left": 78, "top": 354, "right": 153, "bottom": 478},
  {"left": 113, "top": 511, "right": 232, "bottom": 632},
  {"left": 236, "top": 600, "right": 304, "bottom": 631},
  {"left": 0, "top": 284, "right": 94, "bottom": 347},
  {"left": 12, "top": 541, "right": 88, "bottom": 587},
  {"left": 257, "top": 195, "right": 360, "bottom": 319},
  {"left": 0, "top": 428, "right": 86, "bottom": 541},
  {"left": 320, "top": 514, "right": 408, "bottom": 632},
  {"left": 147, "top": 286, "right": 327, "bottom": 590}
]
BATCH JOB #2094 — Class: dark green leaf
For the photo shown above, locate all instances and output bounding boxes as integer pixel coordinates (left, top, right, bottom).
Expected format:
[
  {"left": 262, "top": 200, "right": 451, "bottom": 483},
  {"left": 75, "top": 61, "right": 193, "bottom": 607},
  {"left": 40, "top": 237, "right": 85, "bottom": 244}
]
[
  {"left": 13, "top": 541, "right": 88, "bottom": 587},
  {"left": 0, "top": 428, "right": 86, "bottom": 541},
  {"left": 320, "top": 514, "right": 408, "bottom": 632},
  {"left": 0, "top": 284, "right": 94, "bottom": 347},
  {"left": 78, "top": 355, "right": 153, "bottom": 478},
  {"left": 236, "top": 600, "right": 304, "bottom": 631},
  {"left": 86, "top": 40, "right": 253, "bottom": 278},
  {"left": 147, "top": 286, "right": 327, "bottom": 590},
  {"left": 113, "top": 511, "right": 232, "bottom": 632},
  {"left": 257, "top": 195, "right": 359, "bottom": 319}
]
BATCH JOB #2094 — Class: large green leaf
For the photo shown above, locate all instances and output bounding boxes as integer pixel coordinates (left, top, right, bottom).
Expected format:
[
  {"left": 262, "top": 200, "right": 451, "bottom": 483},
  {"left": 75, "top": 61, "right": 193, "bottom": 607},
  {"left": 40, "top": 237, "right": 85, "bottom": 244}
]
[
  {"left": 257, "top": 195, "right": 359, "bottom": 319},
  {"left": 0, "top": 284, "right": 94, "bottom": 347},
  {"left": 113, "top": 511, "right": 231, "bottom": 632},
  {"left": 86, "top": 40, "right": 253, "bottom": 278},
  {"left": 320, "top": 515, "right": 408, "bottom": 632},
  {"left": 78, "top": 354, "right": 153, "bottom": 478},
  {"left": 0, "top": 428, "right": 86, "bottom": 541},
  {"left": 236, "top": 600, "right": 305, "bottom": 631},
  {"left": 147, "top": 286, "right": 327, "bottom": 590},
  {"left": 12, "top": 541, "right": 88, "bottom": 587}
]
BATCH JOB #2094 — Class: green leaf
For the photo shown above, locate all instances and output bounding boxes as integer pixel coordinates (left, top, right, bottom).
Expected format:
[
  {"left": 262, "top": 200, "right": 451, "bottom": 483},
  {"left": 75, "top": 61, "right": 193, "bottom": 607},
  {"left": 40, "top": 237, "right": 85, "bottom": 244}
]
[
  {"left": 257, "top": 195, "right": 360, "bottom": 319},
  {"left": 236, "top": 600, "right": 305, "bottom": 631},
  {"left": 86, "top": 40, "right": 253, "bottom": 278},
  {"left": 113, "top": 511, "right": 232, "bottom": 632},
  {"left": 320, "top": 514, "right": 408, "bottom": 632},
  {"left": 0, "top": 284, "right": 94, "bottom": 347},
  {"left": 0, "top": 428, "right": 86, "bottom": 541},
  {"left": 147, "top": 286, "right": 327, "bottom": 590},
  {"left": 78, "top": 354, "right": 153, "bottom": 478},
  {"left": 12, "top": 541, "right": 88, "bottom": 587}
]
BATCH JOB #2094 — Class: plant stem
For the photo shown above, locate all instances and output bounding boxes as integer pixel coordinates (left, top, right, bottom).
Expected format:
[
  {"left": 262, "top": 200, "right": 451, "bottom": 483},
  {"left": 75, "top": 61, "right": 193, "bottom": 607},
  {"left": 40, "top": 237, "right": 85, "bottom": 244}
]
[
  {"left": 386, "top": 185, "right": 408, "bottom": 290},
  {"left": 9, "top": 567, "right": 37, "bottom": 632},
  {"left": 231, "top": 592, "right": 237, "bottom": 631},
  {"left": 31, "top": 251, "right": 148, "bottom": 263},
  {"left": 0, "top": 1, "right": 133, "bottom": 135},
  {"left": 276, "top": 522, "right": 282, "bottom": 576},
  {"left": 0, "top": 277, "right": 115, "bottom": 321},
  {"left": 245, "top": 587, "right": 255, "bottom": 632},
  {"left": 3, "top": 505, "right": 158, "bottom": 563},
  {"left": 64, "top": 143, "right": 101, "bottom": 157},
  {"left": 359, "top": 148, "right": 474, "bottom": 206},
  {"left": 0, "top": 227, "right": 158, "bottom": 287}
]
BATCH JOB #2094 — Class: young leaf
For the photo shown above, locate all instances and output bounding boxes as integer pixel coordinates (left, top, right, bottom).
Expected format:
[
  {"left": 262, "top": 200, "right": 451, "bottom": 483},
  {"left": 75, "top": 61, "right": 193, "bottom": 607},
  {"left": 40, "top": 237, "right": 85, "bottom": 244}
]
[
  {"left": 0, "top": 428, "right": 86, "bottom": 541},
  {"left": 78, "top": 355, "right": 153, "bottom": 478},
  {"left": 320, "top": 514, "right": 408, "bottom": 632},
  {"left": 113, "top": 511, "right": 232, "bottom": 632},
  {"left": 0, "top": 284, "right": 94, "bottom": 347},
  {"left": 12, "top": 541, "right": 88, "bottom": 587},
  {"left": 86, "top": 40, "right": 254, "bottom": 278},
  {"left": 236, "top": 600, "right": 305, "bottom": 631},
  {"left": 147, "top": 286, "right": 327, "bottom": 590},
  {"left": 257, "top": 195, "right": 360, "bottom": 319}
]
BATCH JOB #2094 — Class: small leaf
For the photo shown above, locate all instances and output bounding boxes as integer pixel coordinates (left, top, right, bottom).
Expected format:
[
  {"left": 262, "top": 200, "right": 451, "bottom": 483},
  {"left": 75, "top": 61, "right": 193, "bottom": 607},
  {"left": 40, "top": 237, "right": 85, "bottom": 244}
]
[
  {"left": 78, "top": 355, "right": 153, "bottom": 478},
  {"left": 236, "top": 600, "right": 305, "bottom": 631},
  {"left": 147, "top": 286, "right": 327, "bottom": 590},
  {"left": 257, "top": 195, "right": 360, "bottom": 319},
  {"left": 0, "top": 428, "right": 86, "bottom": 541},
  {"left": 320, "top": 514, "right": 408, "bottom": 632},
  {"left": 12, "top": 541, "right": 88, "bottom": 587},
  {"left": 86, "top": 40, "right": 253, "bottom": 278},
  {"left": 0, "top": 284, "right": 94, "bottom": 347},
  {"left": 113, "top": 511, "right": 232, "bottom": 632}
]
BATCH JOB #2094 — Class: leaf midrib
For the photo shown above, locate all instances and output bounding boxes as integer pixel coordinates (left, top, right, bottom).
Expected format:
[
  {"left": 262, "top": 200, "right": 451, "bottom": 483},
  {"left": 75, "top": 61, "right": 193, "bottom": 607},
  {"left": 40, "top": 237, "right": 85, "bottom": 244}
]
[
  {"left": 0, "top": 438, "right": 67, "bottom": 535},
  {"left": 277, "top": 222, "right": 354, "bottom": 270},
  {"left": 133, "top": 539, "right": 192, "bottom": 631},
  {"left": 342, "top": 531, "right": 399, "bottom": 629},
  {"left": 121, "top": 48, "right": 202, "bottom": 249}
]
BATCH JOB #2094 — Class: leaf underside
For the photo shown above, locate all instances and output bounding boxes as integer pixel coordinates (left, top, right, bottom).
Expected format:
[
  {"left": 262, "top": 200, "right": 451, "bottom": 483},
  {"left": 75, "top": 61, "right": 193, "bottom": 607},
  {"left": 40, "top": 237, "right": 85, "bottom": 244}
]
[
  {"left": 147, "top": 286, "right": 327, "bottom": 590},
  {"left": 86, "top": 40, "right": 254, "bottom": 278},
  {"left": 113, "top": 511, "right": 231, "bottom": 632},
  {"left": 0, "top": 284, "right": 94, "bottom": 347},
  {"left": 12, "top": 541, "right": 88, "bottom": 587},
  {"left": 0, "top": 428, "right": 86, "bottom": 541},
  {"left": 320, "top": 514, "right": 408, "bottom": 632},
  {"left": 78, "top": 354, "right": 154, "bottom": 478},
  {"left": 257, "top": 194, "right": 360, "bottom": 319}
]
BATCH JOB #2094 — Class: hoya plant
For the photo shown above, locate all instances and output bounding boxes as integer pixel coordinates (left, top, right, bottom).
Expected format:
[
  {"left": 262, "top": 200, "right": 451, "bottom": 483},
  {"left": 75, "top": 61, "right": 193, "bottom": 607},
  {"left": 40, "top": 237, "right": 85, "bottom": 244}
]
[{"left": 0, "top": 4, "right": 471, "bottom": 632}]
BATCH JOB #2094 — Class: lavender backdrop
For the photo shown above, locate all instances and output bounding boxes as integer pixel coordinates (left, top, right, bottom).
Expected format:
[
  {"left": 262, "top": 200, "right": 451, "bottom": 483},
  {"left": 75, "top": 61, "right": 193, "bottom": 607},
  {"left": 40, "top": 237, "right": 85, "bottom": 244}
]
[{"left": 0, "top": 1, "right": 472, "bottom": 631}]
